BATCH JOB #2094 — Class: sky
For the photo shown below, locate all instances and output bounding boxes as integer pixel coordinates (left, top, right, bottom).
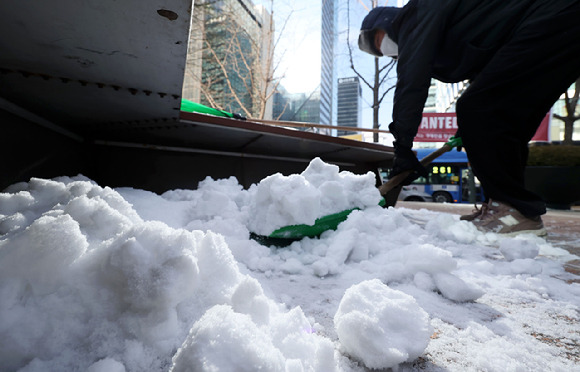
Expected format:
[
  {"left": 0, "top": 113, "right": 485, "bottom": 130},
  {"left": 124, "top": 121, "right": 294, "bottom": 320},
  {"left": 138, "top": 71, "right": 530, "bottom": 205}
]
[
  {"left": 254, "top": 0, "right": 399, "bottom": 130},
  {"left": 1, "top": 159, "right": 579, "bottom": 371},
  {"left": 265, "top": 0, "right": 322, "bottom": 95}
]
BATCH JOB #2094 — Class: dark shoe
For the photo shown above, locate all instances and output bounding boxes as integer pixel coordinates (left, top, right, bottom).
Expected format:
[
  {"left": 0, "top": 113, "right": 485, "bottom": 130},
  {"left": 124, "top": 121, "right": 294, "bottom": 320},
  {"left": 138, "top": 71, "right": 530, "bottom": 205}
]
[
  {"left": 460, "top": 203, "right": 486, "bottom": 221},
  {"left": 471, "top": 200, "right": 547, "bottom": 237}
]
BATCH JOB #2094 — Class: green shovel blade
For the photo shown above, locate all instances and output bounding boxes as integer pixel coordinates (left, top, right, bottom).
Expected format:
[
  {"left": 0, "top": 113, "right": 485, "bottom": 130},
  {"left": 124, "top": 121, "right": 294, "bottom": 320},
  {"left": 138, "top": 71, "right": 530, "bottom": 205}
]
[{"left": 252, "top": 198, "right": 386, "bottom": 246}]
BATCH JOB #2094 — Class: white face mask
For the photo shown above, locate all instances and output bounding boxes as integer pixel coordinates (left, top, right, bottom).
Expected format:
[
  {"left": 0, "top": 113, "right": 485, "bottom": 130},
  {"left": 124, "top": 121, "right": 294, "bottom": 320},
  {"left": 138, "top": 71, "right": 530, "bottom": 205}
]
[{"left": 380, "top": 35, "right": 398, "bottom": 57}]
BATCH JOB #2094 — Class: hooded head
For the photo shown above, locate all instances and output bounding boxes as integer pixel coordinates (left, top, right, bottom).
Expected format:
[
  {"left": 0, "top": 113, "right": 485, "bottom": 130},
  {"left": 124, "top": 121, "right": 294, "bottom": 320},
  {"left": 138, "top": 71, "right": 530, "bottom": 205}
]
[{"left": 358, "top": 7, "right": 401, "bottom": 57}]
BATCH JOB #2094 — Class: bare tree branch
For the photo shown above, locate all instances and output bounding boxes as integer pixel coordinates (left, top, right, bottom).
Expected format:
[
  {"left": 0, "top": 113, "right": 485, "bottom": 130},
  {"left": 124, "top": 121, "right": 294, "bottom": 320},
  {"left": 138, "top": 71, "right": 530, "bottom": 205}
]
[
  {"left": 185, "top": 0, "right": 290, "bottom": 120},
  {"left": 378, "top": 60, "right": 396, "bottom": 86},
  {"left": 357, "top": 0, "right": 370, "bottom": 12},
  {"left": 346, "top": 2, "right": 372, "bottom": 90},
  {"left": 378, "top": 84, "right": 396, "bottom": 105},
  {"left": 552, "top": 77, "right": 580, "bottom": 144},
  {"left": 205, "top": 36, "right": 253, "bottom": 118}
]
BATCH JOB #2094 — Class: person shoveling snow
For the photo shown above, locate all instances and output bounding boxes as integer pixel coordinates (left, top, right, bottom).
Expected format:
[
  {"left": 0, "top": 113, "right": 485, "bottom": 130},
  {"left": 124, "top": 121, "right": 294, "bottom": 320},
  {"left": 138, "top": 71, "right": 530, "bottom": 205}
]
[{"left": 359, "top": 1, "right": 580, "bottom": 237}]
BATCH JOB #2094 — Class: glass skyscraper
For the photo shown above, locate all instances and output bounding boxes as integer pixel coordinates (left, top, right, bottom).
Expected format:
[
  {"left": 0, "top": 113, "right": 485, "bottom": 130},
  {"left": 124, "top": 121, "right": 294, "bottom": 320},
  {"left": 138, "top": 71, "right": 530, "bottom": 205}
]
[
  {"left": 183, "top": 0, "right": 273, "bottom": 119},
  {"left": 320, "top": 0, "right": 337, "bottom": 127}
]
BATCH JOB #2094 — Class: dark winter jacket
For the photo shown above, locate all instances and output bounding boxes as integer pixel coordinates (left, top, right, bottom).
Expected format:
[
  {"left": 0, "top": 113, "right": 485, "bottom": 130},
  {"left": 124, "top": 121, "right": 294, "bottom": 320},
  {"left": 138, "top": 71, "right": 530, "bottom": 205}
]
[{"left": 363, "top": 0, "right": 579, "bottom": 148}]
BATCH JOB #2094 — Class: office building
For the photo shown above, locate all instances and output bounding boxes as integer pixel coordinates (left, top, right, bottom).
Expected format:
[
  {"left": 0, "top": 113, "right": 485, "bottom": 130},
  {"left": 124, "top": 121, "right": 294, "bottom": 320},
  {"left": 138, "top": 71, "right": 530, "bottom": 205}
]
[
  {"left": 273, "top": 87, "right": 322, "bottom": 131},
  {"left": 336, "top": 77, "right": 362, "bottom": 136},
  {"left": 183, "top": 0, "right": 273, "bottom": 119},
  {"left": 435, "top": 80, "right": 468, "bottom": 112}
]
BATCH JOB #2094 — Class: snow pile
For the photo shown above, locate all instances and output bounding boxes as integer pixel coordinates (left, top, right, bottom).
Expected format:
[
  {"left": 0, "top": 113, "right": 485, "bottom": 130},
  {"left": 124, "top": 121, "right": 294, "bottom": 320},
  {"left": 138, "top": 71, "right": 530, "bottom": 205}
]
[
  {"left": 247, "top": 157, "right": 381, "bottom": 235},
  {"left": 0, "top": 176, "right": 334, "bottom": 372},
  {"left": 171, "top": 303, "right": 335, "bottom": 372},
  {"left": 1, "top": 157, "right": 579, "bottom": 372},
  {"left": 256, "top": 206, "right": 485, "bottom": 303},
  {"left": 334, "top": 279, "right": 431, "bottom": 369}
]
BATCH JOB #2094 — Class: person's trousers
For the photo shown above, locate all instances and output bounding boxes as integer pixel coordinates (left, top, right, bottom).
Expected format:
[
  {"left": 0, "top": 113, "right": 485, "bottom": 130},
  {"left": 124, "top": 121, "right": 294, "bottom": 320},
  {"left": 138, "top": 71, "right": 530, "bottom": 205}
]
[{"left": 456, "top": 3, "right": 580, "bottom": 217}]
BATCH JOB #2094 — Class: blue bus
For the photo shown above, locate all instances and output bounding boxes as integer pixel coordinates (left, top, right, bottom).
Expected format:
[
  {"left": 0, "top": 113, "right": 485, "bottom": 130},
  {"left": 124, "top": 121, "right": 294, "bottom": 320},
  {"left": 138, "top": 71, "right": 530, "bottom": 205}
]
[
  {"left": 411, "top": 148, "right": 484, "bottom": 203},
  {"left": 382, "top": 149, "right": 485, "bottom": 204}
]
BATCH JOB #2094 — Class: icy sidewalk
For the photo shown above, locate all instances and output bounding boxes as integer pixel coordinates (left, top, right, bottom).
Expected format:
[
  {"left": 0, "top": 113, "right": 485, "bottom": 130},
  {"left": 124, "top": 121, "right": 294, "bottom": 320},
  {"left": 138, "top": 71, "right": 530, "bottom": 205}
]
[{"left": 399, "top": 200, "right": 580, "bottom": 278}]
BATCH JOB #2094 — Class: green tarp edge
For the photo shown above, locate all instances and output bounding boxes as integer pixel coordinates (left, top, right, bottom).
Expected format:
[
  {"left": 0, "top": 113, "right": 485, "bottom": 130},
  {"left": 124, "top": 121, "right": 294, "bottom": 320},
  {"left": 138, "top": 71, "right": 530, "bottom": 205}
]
[{"left": 180, "top": 99, "right": 234, "bottom": 118}]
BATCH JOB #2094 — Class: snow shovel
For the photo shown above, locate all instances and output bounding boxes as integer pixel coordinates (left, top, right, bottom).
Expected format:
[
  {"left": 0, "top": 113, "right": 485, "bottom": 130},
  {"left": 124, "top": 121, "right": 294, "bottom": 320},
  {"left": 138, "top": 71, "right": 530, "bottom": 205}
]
[
  {"left": 379, "top": 137, "right": 463, "bottom": 207},
  {"left": 251, "top": 138, "right": 463, "bottom": 246},
  {"left": 250, "top": 198, "right": 388, "bottom": 246}
]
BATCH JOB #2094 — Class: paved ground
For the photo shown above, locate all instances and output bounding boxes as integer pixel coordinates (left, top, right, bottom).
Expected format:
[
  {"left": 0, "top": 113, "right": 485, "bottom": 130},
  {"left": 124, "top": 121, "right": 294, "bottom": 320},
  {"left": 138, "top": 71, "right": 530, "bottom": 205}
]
[{"left": 396, "top": 201, "right": 580, "bottom": 278}]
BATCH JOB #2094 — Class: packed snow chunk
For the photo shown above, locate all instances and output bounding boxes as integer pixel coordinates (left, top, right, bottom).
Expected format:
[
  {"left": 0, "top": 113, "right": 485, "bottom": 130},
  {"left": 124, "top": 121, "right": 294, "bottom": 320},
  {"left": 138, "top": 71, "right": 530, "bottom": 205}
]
[
  {"left": 505, "top": 258, "right": 543, "bottom": 276},
  {"left": 303, "top": 157, "right": 380, "bottom": 208},
  {"left": 0, "top": 213, "right": 88, "bottom": 295},
  {"left": 247, "top": 157, "right": 381, "bottom": 235},
  {"left": 248, "top": 173, "right": 321, "bottom": 235},
  {"left": 414, "top": 271, "right": 437, "bottom": 292},
  {"left": 170, "top": 305, "right": 286, "bottom": 372},
  {"left": 167, "top": 177, "right": 245, "bottom": 223},
  {"left": 425, "top": 213, "right": 480, "bottom": 244},
  {"left": 334, "top": 279, "right": 431, "bottom": 370},
  {"left": 0, "top": 211, "right": 28, "bottom": 234},
  {"left": 301, "top": 157, "right": 379, "bottom": 212},
  {"left": 0, "top": 175, "right": 141, "bottom": 240},
  {"left": 231, "top": 276, "right": 272, "bottom": 325},
  {"left": 300, "top": 157, "right": 342, "bottom": 187},
  {"left": 269, "top": 307, "right": 337, "bottom": 372},
  {"left": 195, "top": 232, "right": 244, "bottom": 304},
  {"left": 0, "top": 189, "right": 34, "bottom": 217},
  {"left": 433, "top": 272, "right": 484, "bottom": 302},
  {"left": 499, "top": 237, "right": 541, "bottom": 261},
  {"left": 87, "top": 358, "right": 126, "bottom": 372},
  {"left": 104, "top": 221, "right": 200, "bottom": 311},
  {"left": 324, "top": 228, "right": 359, "bottom": 266},
  {"left": 383, "top": 244, "right": 457, "bottom": 276},
  {"left": 64, "top": 193, "right": 140, "bottom": 242}
]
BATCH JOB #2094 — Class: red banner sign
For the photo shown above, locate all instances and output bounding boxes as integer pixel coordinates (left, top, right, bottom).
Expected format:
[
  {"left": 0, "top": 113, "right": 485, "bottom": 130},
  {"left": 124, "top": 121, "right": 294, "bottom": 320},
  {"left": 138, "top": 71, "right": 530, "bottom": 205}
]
[
  {"left": 415, "top": 112, "right": 551, "bottom": 142},
  {"left": 531, "top": 113, "right": 551, "bottom": 141},
  {"left": 415, "top": 113, "right": 457, "bottom": 142}
]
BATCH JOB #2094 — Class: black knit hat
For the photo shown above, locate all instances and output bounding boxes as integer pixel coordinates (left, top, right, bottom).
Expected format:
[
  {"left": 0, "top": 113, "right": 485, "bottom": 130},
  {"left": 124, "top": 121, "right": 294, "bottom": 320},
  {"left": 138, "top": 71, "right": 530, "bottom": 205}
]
[{"left": 358, "top": 7, "right": 401, "bottom": 57}]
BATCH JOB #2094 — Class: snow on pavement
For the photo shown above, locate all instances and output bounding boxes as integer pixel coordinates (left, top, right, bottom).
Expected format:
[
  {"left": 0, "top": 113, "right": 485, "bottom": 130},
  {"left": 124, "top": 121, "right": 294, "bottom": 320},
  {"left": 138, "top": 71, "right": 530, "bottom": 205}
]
[{"left": 0, "top": 158, "right": 579, "bottom": 371}]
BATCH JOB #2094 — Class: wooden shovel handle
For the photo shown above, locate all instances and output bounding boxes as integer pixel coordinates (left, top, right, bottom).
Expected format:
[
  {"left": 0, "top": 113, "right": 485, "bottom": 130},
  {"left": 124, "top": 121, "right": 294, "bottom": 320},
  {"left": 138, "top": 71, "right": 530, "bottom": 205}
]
[{"left": 379, "top": 143, "right": 452, "bottom": 196}]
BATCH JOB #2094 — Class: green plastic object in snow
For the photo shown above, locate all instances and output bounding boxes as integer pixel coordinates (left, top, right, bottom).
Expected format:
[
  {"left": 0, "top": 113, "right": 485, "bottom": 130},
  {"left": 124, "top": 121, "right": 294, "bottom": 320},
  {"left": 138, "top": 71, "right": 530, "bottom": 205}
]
[
  {"left": 251, "top": 198, "right": 387, "bottom": 246},
  {"left": 181, "top": 99, "right": 246, "bottom": 120}
]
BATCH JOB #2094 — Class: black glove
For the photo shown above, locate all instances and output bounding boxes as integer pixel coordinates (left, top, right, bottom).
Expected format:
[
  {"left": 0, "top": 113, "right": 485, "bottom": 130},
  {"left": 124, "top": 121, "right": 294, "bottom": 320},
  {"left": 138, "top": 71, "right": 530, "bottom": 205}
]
[
  {"left": 453, "top": 129, "right": 463, "bottom": 152},
  {"left": 390, "top": 144, "right": 428, "bottom": 186}
]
